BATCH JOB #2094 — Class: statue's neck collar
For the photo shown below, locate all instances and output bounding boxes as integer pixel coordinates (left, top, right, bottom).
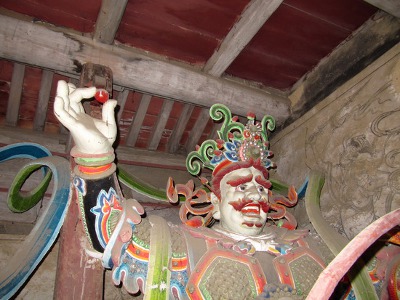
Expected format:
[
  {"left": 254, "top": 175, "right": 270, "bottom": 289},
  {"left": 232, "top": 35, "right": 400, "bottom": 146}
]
[{"left": 212, "top": 225, "right": 277, "bottom": 251}]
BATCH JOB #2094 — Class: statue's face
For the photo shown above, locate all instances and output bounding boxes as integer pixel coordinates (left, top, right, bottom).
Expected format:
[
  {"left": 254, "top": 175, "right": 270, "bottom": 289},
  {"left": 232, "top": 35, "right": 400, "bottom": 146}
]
[{"left": 213, "top": 167, "right": 270, "bottom": 236}]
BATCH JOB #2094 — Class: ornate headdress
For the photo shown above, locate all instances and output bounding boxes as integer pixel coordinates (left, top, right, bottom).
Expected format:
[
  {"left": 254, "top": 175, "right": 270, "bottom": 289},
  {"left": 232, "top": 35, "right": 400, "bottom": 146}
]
[
  {"left": 186, "top": 103, "right": 276, "bottom": 177},
  {"left": 168, "top": 104, "right": 298, "bottom": 229}
]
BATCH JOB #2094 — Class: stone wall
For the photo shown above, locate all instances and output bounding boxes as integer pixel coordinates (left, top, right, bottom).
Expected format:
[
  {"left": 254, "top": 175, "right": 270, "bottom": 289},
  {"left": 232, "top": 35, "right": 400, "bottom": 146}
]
[{"left": 271, "top": 43, "right": 400, "bottom": 240}]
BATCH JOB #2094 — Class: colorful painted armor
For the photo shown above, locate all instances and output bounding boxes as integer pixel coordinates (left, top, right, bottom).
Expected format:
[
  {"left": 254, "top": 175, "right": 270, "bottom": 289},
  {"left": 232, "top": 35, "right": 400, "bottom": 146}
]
[
  {"left": 73, "top": 171, "right": 327, "bottom": 299},
  {"left": 53, "top": 80, "right": 399, "bottom": 299}
]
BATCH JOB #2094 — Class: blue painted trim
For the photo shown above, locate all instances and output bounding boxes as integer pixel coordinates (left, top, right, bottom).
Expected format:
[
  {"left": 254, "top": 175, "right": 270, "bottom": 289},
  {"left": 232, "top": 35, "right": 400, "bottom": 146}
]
[
  {"left": 0, "top": 144, "right": 71, "bottom": 299},
  {"left": 0, "top": 142, "right": 52, "bottom": 162},
  {"left": 297, "top": 177, "right": 309, "bottom": 199}
]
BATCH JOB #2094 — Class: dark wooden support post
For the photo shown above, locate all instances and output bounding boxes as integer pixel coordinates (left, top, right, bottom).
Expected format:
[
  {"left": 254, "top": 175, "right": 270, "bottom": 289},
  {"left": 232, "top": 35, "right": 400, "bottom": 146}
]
[{"left": 54, "top": 176, "right": 104, "bottom": 299}]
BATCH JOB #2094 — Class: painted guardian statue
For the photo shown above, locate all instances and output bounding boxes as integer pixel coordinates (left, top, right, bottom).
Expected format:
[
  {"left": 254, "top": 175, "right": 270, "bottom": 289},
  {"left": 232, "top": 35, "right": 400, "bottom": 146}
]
[{"left": 53, "top": 80, "right": 399, "bottom": 299}]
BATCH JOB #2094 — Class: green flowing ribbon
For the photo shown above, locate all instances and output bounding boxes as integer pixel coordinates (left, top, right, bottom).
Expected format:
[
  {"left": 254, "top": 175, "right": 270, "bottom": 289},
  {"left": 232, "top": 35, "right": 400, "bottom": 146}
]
[{"left": 305, "top": 171, "right": 378, "bottom": 300}]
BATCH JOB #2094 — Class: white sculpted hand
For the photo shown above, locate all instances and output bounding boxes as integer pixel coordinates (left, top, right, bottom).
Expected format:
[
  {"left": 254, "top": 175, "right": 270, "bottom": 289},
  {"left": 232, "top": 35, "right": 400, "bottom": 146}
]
[{"left": 54, "top": 80, "right": 117, "bottom": 154}]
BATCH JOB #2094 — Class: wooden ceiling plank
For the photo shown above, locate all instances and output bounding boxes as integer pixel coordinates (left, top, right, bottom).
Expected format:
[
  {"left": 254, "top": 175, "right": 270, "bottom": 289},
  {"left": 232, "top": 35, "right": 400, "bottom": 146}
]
[
  {"left": 185, "top": 108, "right": 211, "bottom": 154},
  {"left": 126, "top": 94, "right": 151, "bottom": 147},
  {"left": 0, "top": 15, "right": 290, "bottom": 125},
  {"left": 34, "top": 69, "right": 54, "bottom": 131},
  {"left": 93, "top": 0, "right": 129, "bottom": 44},
  {"left": 289, "top": 11, "right": 400, "bottom": 126},
  {"left": 6, "top": 63, "right": 25, "bottom": 126},
  {"left": 168, "top": 104, "right": 194, "bottom": 154},
  {"left": 148, "top": 99, "right": 174, "bottom": 151},
  {"left": 116, "top": 88, "right": 130, "bottom": 122},
  {"left": 363, "top": 0, "right": 400, "bottom": 18},
  {"left": 203, "top": 0, "right": 283, "bottom": 77}
]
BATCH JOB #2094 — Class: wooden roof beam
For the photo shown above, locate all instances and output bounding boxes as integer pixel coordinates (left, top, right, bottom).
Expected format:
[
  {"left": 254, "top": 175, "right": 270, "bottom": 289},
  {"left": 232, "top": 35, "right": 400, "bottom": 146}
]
[
  {"left": 0, "top": 15, "right": 290, "bottom": 126},
  {"left": 203, "top": 0, "right": 283, "bottom": 77},
  {"left": 93, "top": 0, "right": 129, "bottom": 44}
]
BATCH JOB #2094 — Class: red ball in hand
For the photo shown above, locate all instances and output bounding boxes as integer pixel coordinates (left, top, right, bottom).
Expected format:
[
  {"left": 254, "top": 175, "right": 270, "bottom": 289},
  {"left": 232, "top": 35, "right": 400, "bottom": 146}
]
[{"left": 94, "top": 89, "right": 109, "bottom": 103}]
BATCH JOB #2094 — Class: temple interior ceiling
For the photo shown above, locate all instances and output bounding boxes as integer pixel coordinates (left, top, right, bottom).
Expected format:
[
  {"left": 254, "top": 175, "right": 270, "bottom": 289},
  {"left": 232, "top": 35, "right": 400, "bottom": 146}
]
[{"left": 0, "top": 0, "right": 399, "bottom": 161}]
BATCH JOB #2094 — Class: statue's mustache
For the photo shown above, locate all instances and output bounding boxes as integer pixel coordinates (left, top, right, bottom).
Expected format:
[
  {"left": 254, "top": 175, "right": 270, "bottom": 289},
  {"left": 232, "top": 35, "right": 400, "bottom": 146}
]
[{"left": 228, "top": 198, "right": 270, "bottom": 213}]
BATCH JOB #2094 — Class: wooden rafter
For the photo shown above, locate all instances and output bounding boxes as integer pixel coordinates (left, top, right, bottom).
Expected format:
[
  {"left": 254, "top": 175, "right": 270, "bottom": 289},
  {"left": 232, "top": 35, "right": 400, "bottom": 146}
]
[
  {"left": 6, "top": 63, "right": 25, "bottom": 126},
  {"left": 126, "top": 94, "right": 151, "bottom": 147},
  {"left": 167, "top": 104, "right": 194, "bottom": 154},
  {"left": 116, "top": 89, "right": 129, "bottom": 122},
  {"left": 148, "top": 99, "right": 174, "bottom": 151},
  {"left": 185, "top": 108, "right": 210, "bottom": 153},
  {"left": 34, "top": 70, "right": 54, "bottom": 131},
  {"left": 93, "top": 0, "right": 129, "bottom": 44},
  {"left": 203, "top": 0, "right": 283, "bottom": 77}
]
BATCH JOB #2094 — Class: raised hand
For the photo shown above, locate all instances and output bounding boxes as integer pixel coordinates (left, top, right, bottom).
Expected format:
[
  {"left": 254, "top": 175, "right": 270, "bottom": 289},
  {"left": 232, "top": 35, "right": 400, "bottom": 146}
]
[{"left": 54, "top": 80, "right": 117, "bottom": 154}]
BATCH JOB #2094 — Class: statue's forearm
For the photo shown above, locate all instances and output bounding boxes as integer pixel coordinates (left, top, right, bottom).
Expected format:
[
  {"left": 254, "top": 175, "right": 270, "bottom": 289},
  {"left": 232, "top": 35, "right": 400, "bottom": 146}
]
[
  {"left": 71, "top": 146, "right": 123, "bottom": 252},
  {"left": 70, "top": 145, "right": 148, "bottom": 295}
]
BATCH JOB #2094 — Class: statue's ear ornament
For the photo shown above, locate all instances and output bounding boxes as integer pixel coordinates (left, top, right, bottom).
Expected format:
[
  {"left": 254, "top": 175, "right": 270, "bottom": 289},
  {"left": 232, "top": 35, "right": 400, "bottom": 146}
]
[{"left": 186, "top": 103, "right": 276, "bottom": 178}]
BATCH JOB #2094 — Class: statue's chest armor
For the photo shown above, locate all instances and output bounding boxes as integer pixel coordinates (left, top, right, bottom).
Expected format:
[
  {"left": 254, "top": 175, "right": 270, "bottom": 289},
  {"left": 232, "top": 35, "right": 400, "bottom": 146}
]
[
  {"left": 184, "top": 227, "right": 325, "bottom": 299},
  {"left": 183, "top": 227, "right": 264, "bottom": 299},
  {"left": 187, "top": 245, "right": 266, "bottom": 299}
]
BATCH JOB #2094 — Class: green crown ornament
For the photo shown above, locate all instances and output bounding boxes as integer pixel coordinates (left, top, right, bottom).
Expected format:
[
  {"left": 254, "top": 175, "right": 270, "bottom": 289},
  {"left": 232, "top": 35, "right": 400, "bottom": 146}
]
[{"left": 186, "top": 103, "right": 276, "bottom": 176}]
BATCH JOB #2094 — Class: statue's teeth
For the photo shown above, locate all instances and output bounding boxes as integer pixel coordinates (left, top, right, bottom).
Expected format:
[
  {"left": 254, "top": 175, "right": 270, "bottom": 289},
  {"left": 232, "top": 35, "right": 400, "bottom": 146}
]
[{"left": 241, "top": 204, "right": 260, "bottom": 215}]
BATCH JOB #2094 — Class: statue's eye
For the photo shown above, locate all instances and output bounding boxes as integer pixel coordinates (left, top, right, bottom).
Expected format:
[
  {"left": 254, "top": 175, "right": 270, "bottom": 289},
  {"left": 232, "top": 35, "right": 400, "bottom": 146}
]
[
  {"left": 258, "top": 186, "right": 266, "bottom": 193},
  {"left": 236, "top": 185, "right": 246, "bottom": 192}
]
